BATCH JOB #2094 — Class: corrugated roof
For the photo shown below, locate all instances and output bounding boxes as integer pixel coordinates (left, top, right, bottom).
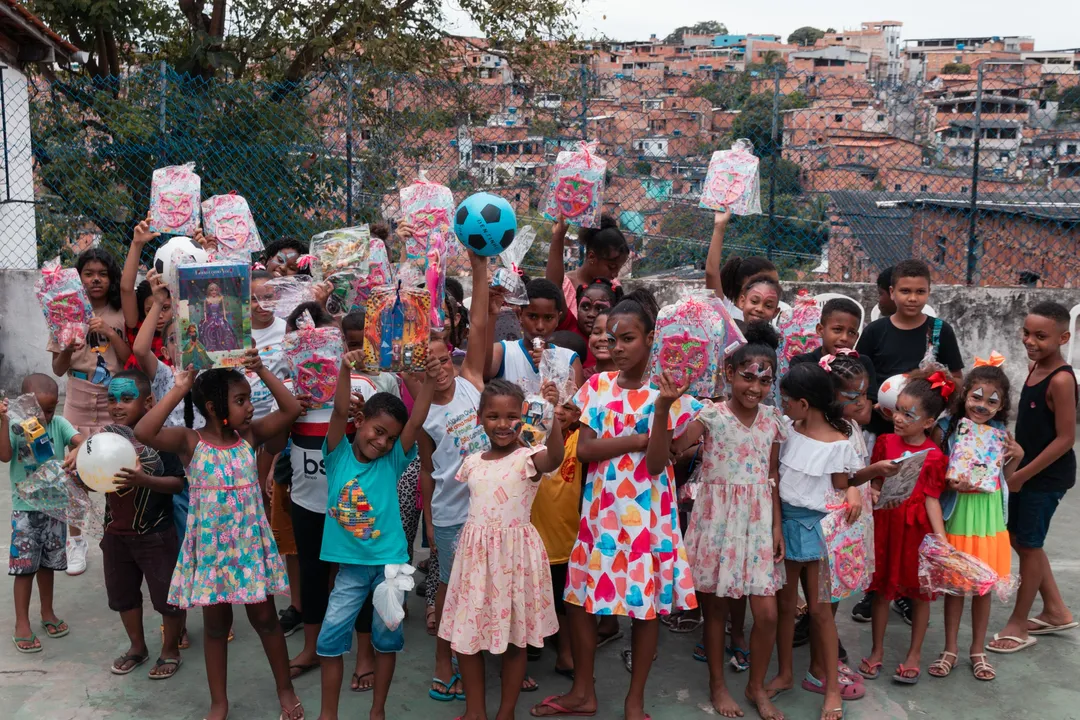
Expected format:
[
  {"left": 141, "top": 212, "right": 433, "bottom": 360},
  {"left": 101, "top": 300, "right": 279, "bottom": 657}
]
[
  {"left": 829, "top": 191, "right": 916, "bottom": 270},
  {"left": 0, "top": 0, "right": 78, "bottom": 57}
]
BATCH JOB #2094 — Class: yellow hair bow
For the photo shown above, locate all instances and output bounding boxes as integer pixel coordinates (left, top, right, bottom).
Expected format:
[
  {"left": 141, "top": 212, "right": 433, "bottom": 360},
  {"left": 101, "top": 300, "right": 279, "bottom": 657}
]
[{"left": 973, "top": 351, "right": 1005, "bottom": 368}]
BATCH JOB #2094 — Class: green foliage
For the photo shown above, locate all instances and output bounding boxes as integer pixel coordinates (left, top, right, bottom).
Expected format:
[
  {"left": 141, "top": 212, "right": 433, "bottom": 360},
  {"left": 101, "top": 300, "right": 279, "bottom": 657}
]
[
  {"left": 787, "top": 27, "right": 825, "bottom": 47},
  {"left": 730, "top": 91, "right": 808, "bottom": 157},
  {"left": 942, "top": 63, "right": 971, "bottom": 75},
  {"left": 663, "top": 21, "right": 729, "bottom": 45},
  {"left": 1060, "top": 86, "right": 1080, "bottom": 113},
  {"left": 634, "top": 160, "right": 653, "bottom": 175}
]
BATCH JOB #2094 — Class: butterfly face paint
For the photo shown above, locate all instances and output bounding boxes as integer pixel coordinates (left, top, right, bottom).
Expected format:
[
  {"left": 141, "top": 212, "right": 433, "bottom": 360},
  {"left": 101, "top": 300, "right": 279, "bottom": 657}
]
[
  {"left": 839, "top": 379, "right": 868, "bottom": 407},
  {"left": 107, "top": 378, "right": 141, "bottom": 403}
]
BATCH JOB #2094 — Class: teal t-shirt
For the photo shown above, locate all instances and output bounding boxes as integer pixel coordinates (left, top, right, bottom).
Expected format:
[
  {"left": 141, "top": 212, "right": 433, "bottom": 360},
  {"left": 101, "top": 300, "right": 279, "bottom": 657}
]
[
  {"left": 320, "top": 436, "right": 416, "bottom": 565},
  {"left": 8, "top": 417, "right": 79, "bottom": 512}
]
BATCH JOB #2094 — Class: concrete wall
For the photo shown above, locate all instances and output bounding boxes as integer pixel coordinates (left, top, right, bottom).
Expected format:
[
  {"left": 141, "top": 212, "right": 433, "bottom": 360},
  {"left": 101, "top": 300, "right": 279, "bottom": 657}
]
[{"left": 0, "top": 269, "right": 63, "bottom": 396}]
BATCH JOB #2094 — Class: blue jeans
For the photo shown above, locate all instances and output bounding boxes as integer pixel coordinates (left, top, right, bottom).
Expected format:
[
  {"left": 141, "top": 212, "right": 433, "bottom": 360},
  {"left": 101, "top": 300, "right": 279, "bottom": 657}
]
[
  {"left": 316, "top": 564, "right": 404, "bottom": 656},
  {"left": 433, "top": 523, "right": 464, "bottom": 584}
]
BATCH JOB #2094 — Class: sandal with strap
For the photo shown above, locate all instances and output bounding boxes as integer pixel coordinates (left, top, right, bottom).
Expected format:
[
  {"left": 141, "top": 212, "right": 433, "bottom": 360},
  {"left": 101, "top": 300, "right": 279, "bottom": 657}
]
[
  {"left": 970, "top": 653, "right": 996, "bottom": 681},
  {"left": 928, "top": 651, "right": 957, "bottom": 678},
  {"left": 278, "top": 701, "right": 304, "bottom": 720},
  {"left": 429, "top": 676, "right": 458, "bottom": 702},
  {"left": 858, "top": 658, "right": 882, "bottom": 680},
  {"left": 727, "top": 646, "right": 750, "bottom": 672},
  {"left": 148, "top": 657, "right": 183, "bottom": 680},
  {"left": 892, "top": 664, "right": 921, "bottom": 685},
  {"left": 40, "top": 619, "right": 69, "bottom": 638}
]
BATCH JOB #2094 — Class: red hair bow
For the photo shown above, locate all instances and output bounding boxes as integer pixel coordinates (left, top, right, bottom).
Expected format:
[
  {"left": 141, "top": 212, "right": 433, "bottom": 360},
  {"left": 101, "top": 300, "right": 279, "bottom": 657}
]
[{"left": 928, "top": 371, "right": 955, "bottom": 400}]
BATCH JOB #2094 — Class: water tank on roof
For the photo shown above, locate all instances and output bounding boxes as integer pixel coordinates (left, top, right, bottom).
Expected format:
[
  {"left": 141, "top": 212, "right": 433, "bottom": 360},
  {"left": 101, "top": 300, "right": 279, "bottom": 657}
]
[{"left": 957, "top": 43, "right": 965, "bottom": 50}]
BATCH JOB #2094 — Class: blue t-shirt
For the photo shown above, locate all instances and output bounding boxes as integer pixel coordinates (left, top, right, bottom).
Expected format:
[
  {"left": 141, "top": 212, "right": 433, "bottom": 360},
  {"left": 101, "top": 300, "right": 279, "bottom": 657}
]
[
  {"left": 320, "top": 436, "right": 416, "bottom": 565},
  {"left": 8, "top": 416, "right": 79, "bottom": 512}
]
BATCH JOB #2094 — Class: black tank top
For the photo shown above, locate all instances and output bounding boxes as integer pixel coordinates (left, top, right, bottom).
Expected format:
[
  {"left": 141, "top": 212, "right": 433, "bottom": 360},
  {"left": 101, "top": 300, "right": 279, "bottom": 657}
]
[{"left": 1016, "top": 364, "right": 1077, "bottom": 492}]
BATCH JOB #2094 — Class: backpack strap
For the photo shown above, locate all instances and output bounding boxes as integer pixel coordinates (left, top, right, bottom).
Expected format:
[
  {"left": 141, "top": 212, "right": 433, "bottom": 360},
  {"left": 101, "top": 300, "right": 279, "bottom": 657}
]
[{"left": 925, "top": 317, "right": 943, "bottom": 360}]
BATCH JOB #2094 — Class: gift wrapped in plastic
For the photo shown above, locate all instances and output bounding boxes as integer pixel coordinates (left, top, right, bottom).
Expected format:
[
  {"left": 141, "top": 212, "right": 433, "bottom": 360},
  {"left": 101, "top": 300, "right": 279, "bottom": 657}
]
[
  {"left": 171, "top": 262, "right": 252, "bottom": 370},
  {"left": 400, "top": 177, "right": 454, "bottom": 262},
  {"left": 372, "top": 563, "right": 415, "bottom": 631},
  {"left": 918, "top": 534, "right": 1018, "bottom": 601},
  {"left": 819, "top": 487, "right": 875, "bottom": 603},
  {"left": 35, "top": 258, "right": 93, "bottom": 349},
  {"left": 491, "top": 226, "right": 537, "bottom": 307},
  {"left": 541, "top": 346, "right": 576, "bottom": 405},
  {"left": 361, "top": 282, "right": 430, "bottom": 373},
  {"left": 283, "top": 318, "right": 344, "bottom": 409},
  {"left": 263, "top": 275, "right": 318, "bottom": 319},
  {"left": 149, "top": 163, "right": 201, "bottom": 236},
  {"left": 8, "top": 394, "right": 56, "bottom": 469},
  {"left": 648, "top": 292, "right": 746, "bottom": 399},
  {"left": 15, "top": 459, "right": 103, "bottom": 537},
  {"left": 322, "top": 238, "right": 395, "bottom": 317},
  {"left": 776, "top": 290, "right": 822, "bottom": 368},
  {"left": 946, "top": 419, "right": 1006, "bottom": 494},
  {"left": 699, "top": 139, "right": 762, "bottom": 216},
  {"left": 521, "top": 394, "right": 554, "bottom": 448},
  {"left": 540, "top": 141, "right": 606, "bottom": 229},
  {"left": 202, "top": 194, "right": 263, "bottom": 257},
  {"left": 309, "top": 225, "right": 373, "bottom": 282}
]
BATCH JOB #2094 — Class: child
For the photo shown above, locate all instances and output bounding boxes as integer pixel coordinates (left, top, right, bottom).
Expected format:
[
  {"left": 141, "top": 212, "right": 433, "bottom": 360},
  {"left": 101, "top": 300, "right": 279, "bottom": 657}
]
[
  {"left": 546, "top": 214, "right": 630, "bottom": 330},
  {"left": 927, "top": 362, "right": 1022, "bottom": 680},
  {"left": 121, "top": 214, "right": 172, "bottom": 370},
  {"left": 315, "top": 351, "right": 429, "bottom": 720},
  {"left": 263, "top": 238, "right": 312, "bottom": 277},
  {"left": 856, "top": 259, "right": 964, "bottom": 436},
  {"left": 790, "top": 299, "right": 876, "bottom": 388},
  {"left": 532, "top": 298, "right": 700, "bottom": 720},
  {"left": 0, "top": 374, "right": 83, "bottom": 653},
  {"left": 571, "top": 279, "right": 621, "bottom": 363},
  {"left": 48, "top": 247, "right": 131, "bottom": 575},
  {"left": 531, "top": 396, "right": 584, "bottom": 678},
  {"left": 100, "top": 371, "right": 186, "bottom": 679},
  {"left": 441, "top": 379, "right": 564, "bottom": 720},
  {"left": 705, "top": 210, "right": 778, "bottom": 322},
  {"left": 771, "top": 363, "right": 865, "bottom": 720},
  {"left": 675, "top": 322, "right": 786, "bottom": 719},
  {"left": 585, "top": 311, "right": 617, "bottom": 379},
  {"left": 737, "top": 274, "right": 783, "bottom": 325},
  {"left": 486, "top": 277, "right": 584, "bottom": 391},
  {"left": 859, "top": 372, "right": 950, "bottom": 685},
  {"left": 988, "top": 302, "right": 1077, "bottom": 653},
  {"left": 133, "top": 353, "right": 304, "bottom": 720},
  {"left": 875, "top": 267, "right": 897, "bottom": 319}
]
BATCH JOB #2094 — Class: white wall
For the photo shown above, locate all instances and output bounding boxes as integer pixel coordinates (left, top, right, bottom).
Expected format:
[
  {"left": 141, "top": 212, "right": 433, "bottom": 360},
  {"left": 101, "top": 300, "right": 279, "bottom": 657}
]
[
  {"left": 0, "top": 66, "right": 37, "bottom": 270},
  {"left": 0, "top": 269, "right": 62, "bottom": 395}
]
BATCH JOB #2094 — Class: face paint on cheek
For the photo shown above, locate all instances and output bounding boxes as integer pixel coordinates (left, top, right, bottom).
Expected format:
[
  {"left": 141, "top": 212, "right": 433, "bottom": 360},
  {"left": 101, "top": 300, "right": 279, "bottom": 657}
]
[
  {"left": 108, "top": 378, "right": 140, "bottom": 403},
  {"left": 972, "top": 405, "right": 992, "bottom": 416}
]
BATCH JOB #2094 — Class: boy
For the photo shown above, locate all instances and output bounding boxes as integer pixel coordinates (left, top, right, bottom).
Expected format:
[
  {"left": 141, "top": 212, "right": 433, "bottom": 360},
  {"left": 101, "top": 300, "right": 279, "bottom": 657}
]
[
  {"left": 0, "top": 373, "right": 83, "bottom": 653},
  {"left": 531, "top": 399, "right": 584, "bottom": 675},
  {"left": 315, "top": 349, "right": 431, "bottom": 720},
  {"left": 791, "top": 297, "right": 877, "bottom": 387},
  {"left": 100, "top": 370, "right": 187, "bottom": 678},
  {"left": 988, "top": 301, "right": 1077, "bottom": 653},
  {"left": 486, "top": 278, "right": 584, "bottom": 391},
  {"left": 876, "top": 266, "right": 897, "bottom": 318}
]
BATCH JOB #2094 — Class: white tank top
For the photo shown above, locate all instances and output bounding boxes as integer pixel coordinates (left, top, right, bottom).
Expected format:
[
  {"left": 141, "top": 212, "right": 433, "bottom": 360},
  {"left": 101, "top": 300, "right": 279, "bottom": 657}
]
[
  {"left": 498, "top": 340, "right": 577, "bottom": 394},
  {"left": 422, "top": 377, "right": 490, "bottom": 527}
]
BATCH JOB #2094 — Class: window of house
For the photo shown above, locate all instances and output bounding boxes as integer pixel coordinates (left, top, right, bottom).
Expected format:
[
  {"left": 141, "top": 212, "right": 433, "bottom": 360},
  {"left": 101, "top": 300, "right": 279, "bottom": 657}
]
[
  {"left": 877, "top": 114, "right": 886, "bottom": 122},
  {"left": 834, "top": 114, "right": 844, "bottom": 122},
  {"left": 960, "top": 185, "right": 968, "bottom": 193},
  {"left": 895, "top": 184, "right": 902, "bottom": 191},
  {"left": 999, "top": 151, "right": 1010, "bottom": 160},
  {"left": 1068, "top": 144, "right": 1078, "bottom": 155},
  {"left": 935, "top": 236, "right": 947, "bottom": 263},
  {"left": 921, "top": 184, "right": 929, "bottom": 191},
  {"left": 1019, "top": 271, "right": 1041, "bottom": 287}
]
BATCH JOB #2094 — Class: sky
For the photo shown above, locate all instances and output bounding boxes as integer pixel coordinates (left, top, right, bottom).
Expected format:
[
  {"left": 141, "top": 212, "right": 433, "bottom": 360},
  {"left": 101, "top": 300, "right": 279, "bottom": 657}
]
[{"left": 442, "top": 0, "right": 1080, "bottom": 52}]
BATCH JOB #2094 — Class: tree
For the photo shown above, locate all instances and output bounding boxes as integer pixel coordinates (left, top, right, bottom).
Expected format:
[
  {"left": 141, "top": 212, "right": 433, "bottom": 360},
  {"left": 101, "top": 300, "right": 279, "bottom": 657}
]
[
  {"left": 663, "top": 21, "right": 728, "bottom": 45},
  {"left": 942, "top": 63, "right": 971, "bottom": 75},
  {"left": 730, "top": 91, "right": 809, "bottom": 158},
  {"left": 787, "top": 26, "right": 825, "bottom": 47},
  {"left": 1057, "top": 86, "right": 1080, "bottom": 112},
  {"left": 760, "top": 50, "right": 784, "bottom": 68}
]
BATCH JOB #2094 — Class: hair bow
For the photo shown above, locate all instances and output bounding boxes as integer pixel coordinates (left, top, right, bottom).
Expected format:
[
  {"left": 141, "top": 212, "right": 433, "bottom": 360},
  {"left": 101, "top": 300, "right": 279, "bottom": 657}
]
[
  {"left": 296, "top": 254, "right": 316, "bottom": 270},
  {"left": 928, "top": 370, "right": 955, "bottom": 400},
  {"left": 252, "top": 261, "right": 267, "bottom": 271},
  {"left": 818, "top": 354, "right": 837, "bottom": 373},
  {"left": 835, "top": 348, "right": 860, "bottom": 358},
  {"left": 510, "top": 263, "right": 524, "bottom": 277},
  {"left": 974, "top": 351, "right": 1005, "bottom": 368}
]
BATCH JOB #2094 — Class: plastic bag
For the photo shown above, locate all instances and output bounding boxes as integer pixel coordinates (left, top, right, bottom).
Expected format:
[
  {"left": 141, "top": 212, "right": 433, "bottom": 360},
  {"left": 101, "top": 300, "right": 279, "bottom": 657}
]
[
  {"left": 648, "top": 292, "right": 745, "bottom": 399},
  {"left": 309, "top": 225, "right": 373, "bottom": 282},
  {"left": 776, "top": 290, "right": 823, "bottom": 368},
  {"left": 263, "top": 275, "right": 318, "bottom": 319},
  {"left": 400, "top": 177, "right": 453, "bottom": 260},
  {"left": 521, "top": 394, "right": 554, "bottom": 448},
  {"left": 361, "top": 282, "right": 430, "bottom": 373},
  {"left": 946, "top": 419, "right": 1006, "bottom": 494},
  {"left": 171, "top": 262, "right": 252, "bottom": 370},
  {"left": 15, "top": 459, "right": 103, "bottom": 537},
  {"left": 540, "top": 141, "right": 606, "bottom": 229},
  {"left": 149, "top": 163, "right": 201, "bottom": 235},
  {"left": 373, "top": 563, "right": 415, "bottom": 631},
  {"left": 699, "top": 139, "right": 762, "bottom": 216},
  {"left": 8, "top": 394, "right": 56, "bottom": 469},
  {"left": 425, "top": 226, "right": 449, "bottom": 330},
  {"left": 540, "top": 347, "right": 576, "bottom": 405},
  {"left": 202, "top": 194, "right": 263, "bottom": 257},
  {"left": 35, "top": 257, "right": 93, "bottom": 348},
  {"left": 918, "top": 534, "right": 1018, "bottom": 601},
  {"left": 490, "top": 226, "right": 536, "bottom": 306},
  {"left": 819, "top": 487, "right": 875, "bottom": 603},
  {"left": 283, "top": 321, "right": 345, "bottom": 409}
]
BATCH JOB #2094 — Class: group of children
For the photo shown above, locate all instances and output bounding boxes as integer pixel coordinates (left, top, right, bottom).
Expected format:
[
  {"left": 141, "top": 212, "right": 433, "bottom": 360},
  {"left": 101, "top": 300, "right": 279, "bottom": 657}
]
[{"left": 3, "top": 209, "right": 1077, "bottom": 720}]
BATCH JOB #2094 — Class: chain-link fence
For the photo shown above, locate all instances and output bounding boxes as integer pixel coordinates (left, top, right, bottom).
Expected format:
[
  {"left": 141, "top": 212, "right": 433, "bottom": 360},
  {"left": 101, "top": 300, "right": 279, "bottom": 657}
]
[{"left": 1, "top": 60, "right": 1078, "bottom": 285}]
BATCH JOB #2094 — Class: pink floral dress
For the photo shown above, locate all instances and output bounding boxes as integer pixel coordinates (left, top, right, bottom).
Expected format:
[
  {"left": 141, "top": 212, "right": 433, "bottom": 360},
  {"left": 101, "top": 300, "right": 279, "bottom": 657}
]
[
  {"left": 168, "top": 434, "right": 288, "bottom": 607},
  {"left": 565, "top": 372, "right": 701, "bottom": 618},
  {"left": 438, "top": 447, "right": 559, "bottom": 654},
  {"left": 684, "top": 401, "right": 787, "bottom": 598}
]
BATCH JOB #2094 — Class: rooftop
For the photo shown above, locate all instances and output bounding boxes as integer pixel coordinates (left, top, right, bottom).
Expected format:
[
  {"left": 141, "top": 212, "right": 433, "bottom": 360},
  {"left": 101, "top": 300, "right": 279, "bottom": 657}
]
[
  {"left": 792, "top": 47, "right": 871, "bottom": 62},
  {"left": 896, "top": 193, "right": 1080, "bottom": 221},
  {"left": 0, "top": 0, "right": 79, "bottom": 63}
]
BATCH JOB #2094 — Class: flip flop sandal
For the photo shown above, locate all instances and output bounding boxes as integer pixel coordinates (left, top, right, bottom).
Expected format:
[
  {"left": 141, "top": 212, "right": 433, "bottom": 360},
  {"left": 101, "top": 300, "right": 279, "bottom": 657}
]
[
  {"left": 727, "top": 647, "right": 750, "bottom": 672},
  {"left": 857, "top": 659, "right": 882, "bottom": 680},
  {"left": 529, "top": 695, "right": 597, "bottom": 717},
  {"left": 11, "top": 634, "right": 41, "bottom": 654},
  {"left": 429, "top": 676, "right": 457, "bottom": 702},
  {"left": 40, "top": 619, "right": 69, "bottom": 638},
  {"left": 820, "top": 707, "right": 844, "bottom": 720},
  {"left": 670, "top": 614, "right": 704, "bottom": 633},
  {"left": 928, "top": 651, "right": 957, "bottom": 678},
  {"left": 521, "top": 675, "right": 540, "bottom": 693},
  {"left": 425, "top": 606, "right": 437, "bottom": 636},
  {"left": 692, "top": 643, "right": 707, "bottom": 662},
  {"left": 277, "top": 701, "right": 304, "bottom": 720},
  {"left": 620, "top": 648, "right": 657, "bottom": 673},
  {"left": 1027, "top": 618, "right": 1079, "bottom": 635},
  {"left": 351, "top": 671, "right": 374, "bottom": 692},
  {"left": 802, "top": 672, "right": 865, "bottom": 700},
  {"left": 596, "top": 629, "right": 623, "bottom": 648},
  {"left": 970, "top": 654, "right": 996, "bottom": 681},
  {"left": 986, "top": 633, "right": 1037, "bottom": 654},
  {"left": 110, "top": 652, "right": 149, "bottom": 675},
  {"left": 149, "top": 657, "right": 183, "bottom": 680},
  {"left": 892, "top": 664, "right": 921, "bottom": 685}
]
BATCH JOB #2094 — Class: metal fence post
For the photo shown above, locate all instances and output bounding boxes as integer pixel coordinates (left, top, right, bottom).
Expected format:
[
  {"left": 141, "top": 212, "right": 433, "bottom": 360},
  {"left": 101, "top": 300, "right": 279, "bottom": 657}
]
[
  {"left": 965, "top": 63, "right": 984, "bottom": 285},
  {"left": 766, "top": 67, "right": 781, "bottom": 260},
  {"left": 157, "top": 60, "right": 167, "bottom": 165},
  {"left": 345, "top": 62, "right": 354, "bottom": 227},
  {"left": 0, "top": 65, "right": 9, "bottom": 202},
  {"left": 579, "top": 63, "right": 588, "bottom": 141}
]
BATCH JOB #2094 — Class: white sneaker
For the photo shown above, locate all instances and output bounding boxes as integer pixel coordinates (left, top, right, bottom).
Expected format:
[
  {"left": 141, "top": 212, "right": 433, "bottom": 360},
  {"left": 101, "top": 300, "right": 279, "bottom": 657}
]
[{"left": 65, "top": 536, "right": 87, "bottom": 576}]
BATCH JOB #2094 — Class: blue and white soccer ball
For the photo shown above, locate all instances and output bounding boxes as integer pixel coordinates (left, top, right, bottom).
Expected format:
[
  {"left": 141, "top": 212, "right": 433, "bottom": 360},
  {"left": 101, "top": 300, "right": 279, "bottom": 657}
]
[{"left": 453, "top": 192, "right": 517, "bottom": 257}]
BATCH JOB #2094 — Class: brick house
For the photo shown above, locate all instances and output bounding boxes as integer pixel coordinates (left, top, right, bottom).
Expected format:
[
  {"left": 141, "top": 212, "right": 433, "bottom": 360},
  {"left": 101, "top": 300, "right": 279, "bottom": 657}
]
[{"left": 791, "top": 47, "right": 871, "bottom": 80}]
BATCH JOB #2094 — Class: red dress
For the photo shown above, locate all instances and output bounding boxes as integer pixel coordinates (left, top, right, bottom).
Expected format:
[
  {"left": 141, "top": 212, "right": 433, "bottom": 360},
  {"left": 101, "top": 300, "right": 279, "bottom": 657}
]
[{"left": 867, "top": 434, "right": 947, "bottom": 601}]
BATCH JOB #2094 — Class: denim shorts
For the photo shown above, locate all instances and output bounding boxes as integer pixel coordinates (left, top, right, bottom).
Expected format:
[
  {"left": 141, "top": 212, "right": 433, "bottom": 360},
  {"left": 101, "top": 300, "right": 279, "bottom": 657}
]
[
  {"left": 433, "top": 523, "right": 464, "bottom": 584},
  {"left": 1008, "top": 490, "right": 1066, "bottom": 549},
  {"left": 316, "top": 564, "right": 404, "bottom": 656},
  {"left": 780, "top": 502, "right": 827, "bottom": 563}
]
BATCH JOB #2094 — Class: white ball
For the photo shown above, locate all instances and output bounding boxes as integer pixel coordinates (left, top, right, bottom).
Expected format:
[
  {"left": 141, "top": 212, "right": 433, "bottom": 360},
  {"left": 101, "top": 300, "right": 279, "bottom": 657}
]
[
  {"left": 877, "top": 373, "right": 909, "bottom": 415},
  {"left": 153, "top": 236, "right": 208, "bottom": 286},
  {"left": 76, "top": 432, "right": 138, "bottom": 493}
]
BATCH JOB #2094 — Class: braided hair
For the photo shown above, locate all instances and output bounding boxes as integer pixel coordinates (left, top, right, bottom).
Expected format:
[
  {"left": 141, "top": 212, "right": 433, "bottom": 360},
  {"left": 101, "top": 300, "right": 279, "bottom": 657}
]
[
  {"left": 191, "top": 368, "right": 246, "bottom": 425},
  {"left": 780, "top": 362, "right": 851, "bottom": 437},
  {"left": 939, "top": 366, "right": 1011, "bottom": 452}
]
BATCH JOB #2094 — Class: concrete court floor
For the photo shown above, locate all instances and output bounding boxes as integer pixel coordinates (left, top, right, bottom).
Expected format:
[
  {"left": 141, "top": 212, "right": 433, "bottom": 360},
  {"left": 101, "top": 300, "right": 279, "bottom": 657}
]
[{"left": 1, "top": 459, "right": 1079, "bottom": 720}]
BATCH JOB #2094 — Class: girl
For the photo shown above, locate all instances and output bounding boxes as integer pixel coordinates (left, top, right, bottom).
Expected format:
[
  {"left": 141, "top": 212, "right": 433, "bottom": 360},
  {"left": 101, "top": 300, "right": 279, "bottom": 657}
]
[
  {"left": 133, "top": 356, "right": 305, "bottom": 720},
  {"left": 532, "top": 298, "right": 701, "bottom": 720},
  {"left": 122, "top": 214, "right": 173, "bottom": 370},
  {"left": 440, "top": 379, "right": 564, "bottom": 720},
  {"left": 574, "top": 279, "right": 621, "bottom": 368},
  {"left": 927, "top": 364, "right": 1023, "bottom": 681},
  {"left": 738, "top": 274, "right": 783, "bottom": 325},
  {"left": 704, "top": 209, "right": 778, "bottom": 322},
  {"left": 858, "top": 372, "right": 950, "bottom": 686},
  {"left": 771, "top": 363, "right": 865, "bottom": 720},
  {"left": 546, "top": 214, "right": 630, "bottom": 331},
  {"left": 585, "top": 311, "right": 617, "bottom": 380},
  {"left": 676, "top": 322, "right": 786, "bottom": 720},
  {"left": 48, "top": 246, "right": 130, "bottom": 576}
]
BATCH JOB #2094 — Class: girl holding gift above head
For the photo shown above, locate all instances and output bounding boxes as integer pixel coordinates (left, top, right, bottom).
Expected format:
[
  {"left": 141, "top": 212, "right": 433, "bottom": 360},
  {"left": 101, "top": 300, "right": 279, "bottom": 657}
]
[{"left": 545, "top": 214, "right": 630, "bottom": 331}]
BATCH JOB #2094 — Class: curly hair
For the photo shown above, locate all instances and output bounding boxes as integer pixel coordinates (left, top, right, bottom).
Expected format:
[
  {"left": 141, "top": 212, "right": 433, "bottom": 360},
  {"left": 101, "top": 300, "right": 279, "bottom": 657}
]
[{"left": 939, "top": 366, "right": 1011, "bottom": 452}]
